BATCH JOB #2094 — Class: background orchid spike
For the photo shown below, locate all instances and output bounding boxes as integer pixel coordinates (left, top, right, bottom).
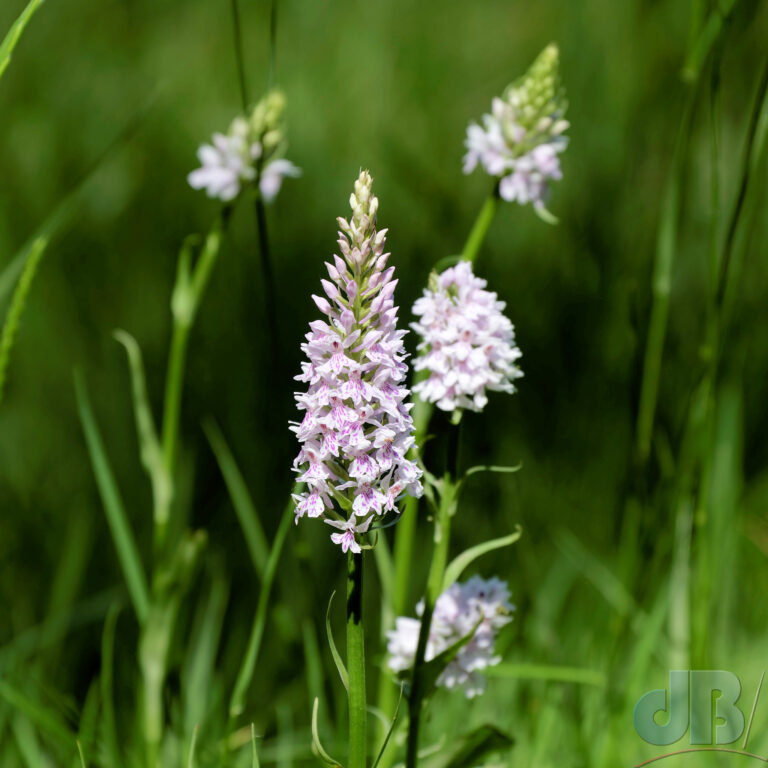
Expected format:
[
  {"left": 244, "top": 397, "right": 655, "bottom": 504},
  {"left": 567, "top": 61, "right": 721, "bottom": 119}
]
[
  {"left": 411, "top": 260, "right": 523, "bottom": 414},
  {"left": 463, "top": 42, "right": 569, "bottom": 215},
  {"left": 388, "top": 576, "right": 514, "bottom": 698},
  {"left": 290, "top": 170, "right": 423, "bottom": 553},
  {"left": 188, "top": 89, "right": 300, "bottom": 203}
]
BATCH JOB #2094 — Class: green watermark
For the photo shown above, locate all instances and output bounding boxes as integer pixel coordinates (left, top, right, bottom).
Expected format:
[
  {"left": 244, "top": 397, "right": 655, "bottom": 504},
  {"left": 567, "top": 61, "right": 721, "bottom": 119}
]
[{"left": 634, "top": 670, "right": 766, "bottom": 764}]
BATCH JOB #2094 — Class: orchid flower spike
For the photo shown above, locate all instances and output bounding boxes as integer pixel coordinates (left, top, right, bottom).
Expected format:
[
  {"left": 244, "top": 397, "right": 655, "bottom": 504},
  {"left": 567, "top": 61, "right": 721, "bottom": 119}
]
[
  {"left": 411, "top": 260, "right": 522, "bottom": 415},
  {"left": 188, "top": 89, "right": 300, "bottom": 203},
  {"left": 388, "top": 576, "right": 515, "bottom": 698},
  {"left": 290, "top": 170, "right": 423, "bottom": 553},
  {"left": 464, "top": 43, "right": 569, "bottom": 218}
]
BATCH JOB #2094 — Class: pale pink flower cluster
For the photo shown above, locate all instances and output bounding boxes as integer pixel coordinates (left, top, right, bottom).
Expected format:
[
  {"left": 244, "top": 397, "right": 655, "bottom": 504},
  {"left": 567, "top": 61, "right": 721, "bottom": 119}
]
[
  {"left": 411, "top": 261, "right": 522, "bottom": 413},
  {"left": 463, "top": 98, "right": 567, "bottom": 209},
  {"left": 188, "top": 91, "right": 300, "bottom": 203},
  {"left": 290, "top": 171, "right": 423, "bottom": 553},
  {"left": 387, "top": 576, "right": 514, "bottom": 698},
  {"left": 463, "top": 43, "right": 568, "bottom": 212}
]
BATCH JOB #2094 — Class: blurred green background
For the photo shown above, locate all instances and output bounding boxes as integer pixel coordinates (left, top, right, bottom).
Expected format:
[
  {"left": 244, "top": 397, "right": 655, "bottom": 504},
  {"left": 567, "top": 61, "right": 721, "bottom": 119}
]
[{"left": 2, "top": 0, "right": 768, "bottom": 765}]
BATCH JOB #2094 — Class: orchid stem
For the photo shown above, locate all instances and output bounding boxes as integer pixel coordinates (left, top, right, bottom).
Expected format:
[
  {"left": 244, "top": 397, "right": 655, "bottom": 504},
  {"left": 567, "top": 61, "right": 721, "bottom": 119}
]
[
  {"left": 405, "top": 421, "right": 460, "bottom": 768},
  {"left": 347, "top": 551, "right": 367, "bottom": 768},
  {"left": 461, "top": 184, "right": 500, "bottom": 264}
]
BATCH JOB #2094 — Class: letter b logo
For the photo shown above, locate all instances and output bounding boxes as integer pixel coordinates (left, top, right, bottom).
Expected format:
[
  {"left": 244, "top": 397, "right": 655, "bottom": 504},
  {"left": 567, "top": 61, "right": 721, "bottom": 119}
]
[{"left": 634, "top": 671, "right": 744, "bottom": 746}]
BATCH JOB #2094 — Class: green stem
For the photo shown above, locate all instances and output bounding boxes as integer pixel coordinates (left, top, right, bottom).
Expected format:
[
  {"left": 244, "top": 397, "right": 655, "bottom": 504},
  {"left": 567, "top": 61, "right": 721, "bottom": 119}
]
[
  {"left": 160, "top": 216, "right": 227, "bottom": 526},
  {"left": 405, "top": 424, "right": 460, "bottom": 768},
  {"left": 229, "top": 0, "right": 249, "bottom": 112},
  {"left": 460, "top": 185, "right": 499, "bottom": 264},
  {"left": 254, "top": 198, "right": 279, "bottom": 345},
  {"left": 347, "top": 551, "right": 366, "bottom": 768}
]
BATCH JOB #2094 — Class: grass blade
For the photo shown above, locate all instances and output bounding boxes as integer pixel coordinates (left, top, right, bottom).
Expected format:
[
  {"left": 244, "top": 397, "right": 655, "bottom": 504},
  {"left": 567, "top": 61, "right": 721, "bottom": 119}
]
[
  {"left": 182, "top": 572, "right": 229, "bottom": 735},
  {"left": 436, "top": 724, "right": 514, "bottom": 768},
  {"left": 484, "top": 663, "right": 606, "bottom": 687},
  {"left": 187, "top": 725, "right": 198, "bottom": 768},
  {"left": 0, "top": 680, "right": 74, "bottom": 748},
  {"left": 0, "top": 236, "right": 47, "bottom": 407},
  {"left": 74, "top": 371, "right": 149, "bottom": 624},
  {"left": 1, "top": 96, "right": 154, "bottom": 310},
  {"left": 371, "top": 685, "right": 403, "bottom": 768},
  {"left": 251, "top": 723, "right": 261, "bottom": 768},
  {"left": 229, "top": 496, "right": 293, "bottom": 717},
  {"left": 11, "top": 716, "right": 49, "bottom": 768},
  {"left": 0, "top": 0, "right": 45, "bottom": 81},
  {"left": 100, "top": 604, "right": 122, "bottom": 768},
  {"left": 204, "top": 418, "right": 269, "bottom": 578}
]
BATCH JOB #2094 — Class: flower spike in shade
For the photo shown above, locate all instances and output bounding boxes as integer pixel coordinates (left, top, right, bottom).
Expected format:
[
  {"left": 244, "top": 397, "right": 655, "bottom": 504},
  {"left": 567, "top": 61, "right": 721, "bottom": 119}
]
[
  {"left": 411, "top": 261, "right": 522, "bottom": 414},
  {"left": 291, "top": 171, "right": 423, "bottom": 553},
  {"left": 388, "top": 576, "right": 515, "bottom": 698},
  {"left": 188, "top": 89, "right": 300, "bottom": 203},
  {"left": 463, "top": 43, "right": 568, "bottom": 216}
]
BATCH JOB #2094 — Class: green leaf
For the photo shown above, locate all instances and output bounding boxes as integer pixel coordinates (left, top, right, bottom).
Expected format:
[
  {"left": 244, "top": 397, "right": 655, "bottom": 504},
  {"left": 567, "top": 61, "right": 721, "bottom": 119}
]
[
  {"left": 0, "top": 236, "right": 47, "bottom": 407},
  {"left": 553, "top": 528, "right": 642, "bottom": 622},
  {"left": 0, "top": 0, "right": 45, "bottom": 81},
  {"left": 484, "top": 663, "right": 606, "bottom": 687},
  {"left": 0, "top": 680, "right": 75, "bottom": 748},
  {"left": 100, "top": 605, "right": 122, "bottom": 768},
  {"left": 371, "top": 684, "right": 403, "bottom": 768},
  {"left": 203, "top": 418, "right": 269, "bottom": 578},
  {"left": 442, "top": 526, "right": 522, "bottom": 591},
  {"left": 114, "top": 330, "right": 172, "bottom": 527},
  {"left": 74, "top": 371, "right": 150, "bottom": 624},
  {"left": 533, "top": 204, "right": 559, "bottom": 225},
  {"left": 431, "top": 254, "right": 463, "bottom": 273},
  {"left": 229, "top": 496, "right": 293, "bottom": 717},
  {"left": 418, "top": 616, "right": 483, "bottom": 698},
  {"left": 325, "top": 591, "right": 349, "bottom": 693},
  {"left": 463, "top": 463, "right": 522, "bottom": 480},
  {"left": 432, "top": 724, "right": 514, "bottom": 768},
  {"left": 311, "top": 698, "right": 343, "bottom": 768}
]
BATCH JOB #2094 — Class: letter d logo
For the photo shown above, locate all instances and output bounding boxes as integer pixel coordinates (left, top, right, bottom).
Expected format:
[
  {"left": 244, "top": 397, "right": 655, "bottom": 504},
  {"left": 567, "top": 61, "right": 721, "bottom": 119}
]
[{"left": 634, "top": 670, "right": 690, "bottom": 745}]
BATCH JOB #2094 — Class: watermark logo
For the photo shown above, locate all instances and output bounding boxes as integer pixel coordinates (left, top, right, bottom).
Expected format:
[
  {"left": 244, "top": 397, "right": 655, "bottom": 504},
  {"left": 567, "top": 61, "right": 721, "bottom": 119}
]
[{"left": 633, "top": 670, "right": 766, "bottom": 765}]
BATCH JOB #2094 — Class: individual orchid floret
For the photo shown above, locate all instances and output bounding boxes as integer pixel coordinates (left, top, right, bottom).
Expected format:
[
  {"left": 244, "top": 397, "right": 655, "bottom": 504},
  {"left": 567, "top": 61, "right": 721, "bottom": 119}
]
[
  {"left": 463, "top": 43, "right": 568, "bottom": 215},
  {"left": 411, "top": 260, "right": 522, "bottom": 414},
  {"left": 188, "top": 89, "right": 300, "bottom": 203},
  {"left": 290, "top": 171, "right": 423, "bottom": 553},
  {"left": 387, "top": 576, "right": 514, "bottom": 698}
]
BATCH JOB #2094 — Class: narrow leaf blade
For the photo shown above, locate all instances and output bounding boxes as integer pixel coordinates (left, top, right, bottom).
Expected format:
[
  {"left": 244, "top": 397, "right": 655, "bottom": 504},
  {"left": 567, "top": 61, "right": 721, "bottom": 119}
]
[
  {"left": 74, "top": 371, "right": 149, "bottom": 624},
  {"left": 0, "top": 0, "right": 45, "bottom": 81},
  {"left": 204, "top": 418, "right": 269, "bottom": 578},
  {"left": 311, "top": 699, "right": 343, "bottom": 768},
  {"left": 326, "top": 591, "right": 349, "bottom": 693},
  {"left": 442, "top": 527, "right": 522, "bottom": 591}
]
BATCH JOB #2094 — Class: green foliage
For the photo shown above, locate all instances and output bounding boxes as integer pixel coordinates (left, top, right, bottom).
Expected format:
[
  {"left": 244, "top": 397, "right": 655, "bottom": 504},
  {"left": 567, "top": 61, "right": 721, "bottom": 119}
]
[
  {"left": 0, "top": 236, "right": 46, "bottom": 406},
  {"left": 2, "top": 0, "right": 768, "bottom": 767}
]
